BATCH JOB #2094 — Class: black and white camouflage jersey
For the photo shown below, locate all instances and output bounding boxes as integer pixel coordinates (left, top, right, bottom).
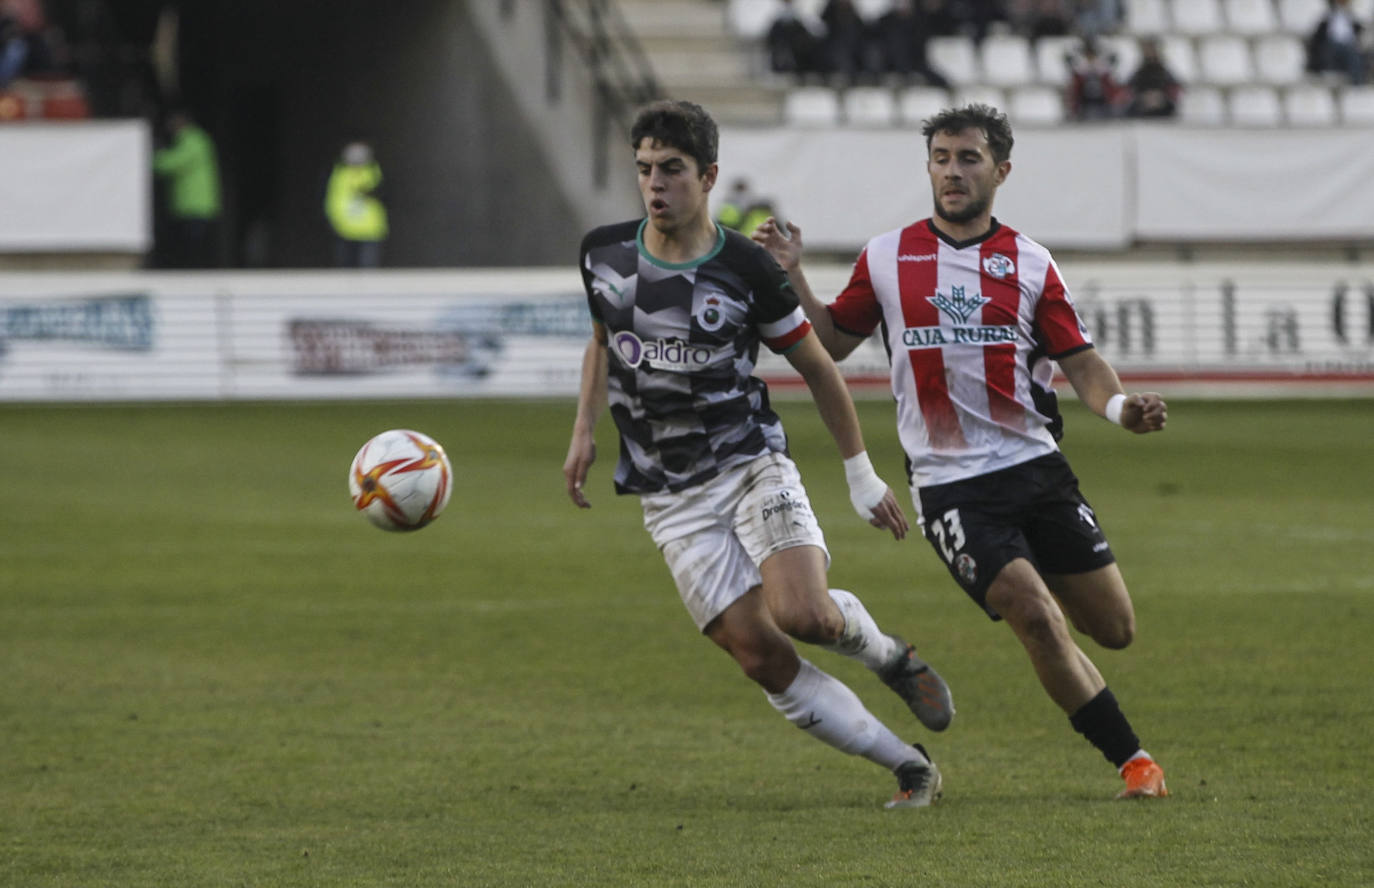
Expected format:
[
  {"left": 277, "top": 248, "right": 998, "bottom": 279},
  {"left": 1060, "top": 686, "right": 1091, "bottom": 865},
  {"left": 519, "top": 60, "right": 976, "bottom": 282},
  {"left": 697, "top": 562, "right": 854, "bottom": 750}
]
[{"left": 579, "top": 218, "right": 813, "bottom": 495}]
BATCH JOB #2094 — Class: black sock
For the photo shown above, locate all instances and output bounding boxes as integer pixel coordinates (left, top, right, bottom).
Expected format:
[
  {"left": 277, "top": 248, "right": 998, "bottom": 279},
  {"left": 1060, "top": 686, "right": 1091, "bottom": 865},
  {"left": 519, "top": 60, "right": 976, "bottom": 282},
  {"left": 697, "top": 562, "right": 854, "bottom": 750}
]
[{"left": 1069, "top": 687, "right": 1141, "bottom": 769}]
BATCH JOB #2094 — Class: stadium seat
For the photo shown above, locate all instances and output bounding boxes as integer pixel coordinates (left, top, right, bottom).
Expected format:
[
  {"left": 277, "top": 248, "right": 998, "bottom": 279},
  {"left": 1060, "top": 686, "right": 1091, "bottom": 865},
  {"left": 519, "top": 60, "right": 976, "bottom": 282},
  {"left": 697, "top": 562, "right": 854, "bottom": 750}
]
[
  {"left": 1159, "top": 35, "right": 1199, "bottom": 84},
  {"left": 1277, "top": 0, "right": 1326, "bottom": 34},
  {"left": 1229, "top": 85, "right": 1283, "bottom": 126},
  {"left": 1338, "top": 86, "right": 1374, "bottom": 124},
  {"left": 1198, "top": 35, "right": 1255, "bottom": 87},
  {"left": 1354, "top": 0, "right": 1374, "bottom": 19},
  {"left": 899, "top": 86, "right": 952, "bottom": 125},
  {"left": 1097, "top": 35, "right": 1143, "bottom": 82},
  {"left": 1253, "top": 34, "right": 1308, "bottom": 86},
  {"left": 1178, "top": 85, "right": 1227, "bottom": 123},
  {"left": 783, "top": 86, "right": 841, "bottom": 126},
  {"left": 1035, "top": 35, "right": 1082, "bottom": 86},
  {"left": 1126, "top": 0, "right": 1171, "bottom": 33},
  {"left": 928, "top": 35, "right": 981, "bottom": 86},
  {"left": 980, "top": 34, "right": 1037, "bottom": 87},
  {"left": 842, "top": 86, "right": 897, "bottom": 126},
  {"left": 952, "top": 85, "right": 1006, "bottom": 112},
  {"left": 1283, "top": 84, "right": 1338, "bottom": 126},
  {"left": 1224, "top": 0, "right": 1279, "bottom": 35},
  {"left": 1008, "top": 85, "right": 1065, "bottom": 125},
  {"left": 1170, "top": 0, "right": 1224, "bottom": 34},
  {"left": 727, "top": 0, "right": 783, "bottom": 40}
]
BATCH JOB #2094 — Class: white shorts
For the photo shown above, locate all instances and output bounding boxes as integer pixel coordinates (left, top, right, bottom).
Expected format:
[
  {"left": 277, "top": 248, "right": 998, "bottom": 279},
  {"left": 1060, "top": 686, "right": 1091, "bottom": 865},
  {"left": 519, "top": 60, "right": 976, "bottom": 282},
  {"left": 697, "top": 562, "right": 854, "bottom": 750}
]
[{"left": 641, "top": 452, "right": 829, "bottom": 631}]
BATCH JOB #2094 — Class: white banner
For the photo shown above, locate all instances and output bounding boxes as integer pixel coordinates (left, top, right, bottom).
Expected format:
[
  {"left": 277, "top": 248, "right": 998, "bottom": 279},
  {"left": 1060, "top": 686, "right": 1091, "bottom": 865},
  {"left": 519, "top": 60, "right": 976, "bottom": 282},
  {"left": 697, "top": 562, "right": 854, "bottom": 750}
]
[
  {"left": 0, "top": 121, "right": 151, "bottom": 251},
  {"left": 718, "top": 125, "right": 1132, "bottom": 250},
  {"left": 0, "top": 265, "right": 1370, "bottom": 402}
]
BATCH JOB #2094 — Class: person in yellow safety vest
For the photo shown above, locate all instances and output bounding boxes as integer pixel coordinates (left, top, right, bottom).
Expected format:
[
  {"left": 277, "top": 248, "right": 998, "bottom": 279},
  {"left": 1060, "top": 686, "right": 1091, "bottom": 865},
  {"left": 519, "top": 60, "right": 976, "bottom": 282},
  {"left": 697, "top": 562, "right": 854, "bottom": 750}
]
[
  {"left": 325, "top": 140, "right": 388, "bottom": 267},
  {"left": 152, "top": 109, "right": 222, "bottom": 268},
  {"left": 715, "top": 177, "right": 777, "bottom": 238}
]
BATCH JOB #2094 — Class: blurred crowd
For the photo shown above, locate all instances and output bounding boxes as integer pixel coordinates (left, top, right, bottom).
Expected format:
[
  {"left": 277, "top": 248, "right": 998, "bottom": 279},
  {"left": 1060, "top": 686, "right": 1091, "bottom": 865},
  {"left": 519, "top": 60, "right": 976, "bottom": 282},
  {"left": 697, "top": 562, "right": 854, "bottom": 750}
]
[{"left": 764, "top": 0, "right": 1371, "bottom": 121}]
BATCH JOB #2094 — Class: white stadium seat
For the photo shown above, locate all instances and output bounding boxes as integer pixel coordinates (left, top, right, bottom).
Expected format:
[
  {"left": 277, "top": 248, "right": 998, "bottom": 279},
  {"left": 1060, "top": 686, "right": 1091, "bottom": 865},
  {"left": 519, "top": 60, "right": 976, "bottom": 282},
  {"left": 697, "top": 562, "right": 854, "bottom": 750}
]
[
  {"left": 783, "top": 86, "right": 841, "bottom": 126},
  {"left": 1097, "top": 35, "right": 1143, "bottom": 82},
  {"left": 1170, "top": 0, "right": 1224, "bottom": 34},
  {"left": 1283, "top": 84, "right": 1338, "bottom": 126},
  {"left": 1034, "top": 36, "right": 1082, "bottom": 86},
  {"left": 899, "top": 86, "right": 952, "bottom": 125},
  {"left": 1159, "top": 35, "right": 1199, "bottom": 84},
  {"left": 1008, "top": 85, "right": 1065, "bottom": 125},
  {"left": 1127, "top": 0, "right": 1171, "bottom": 33},
  {"left": 1353, "top": 0, "right": 1374, "bottom": 19},
  {"left": 842, "top": 86, "right": 897, "bottom": 126},
  {"left": 1229, "top": 85, "right": 1283, "bottom": 126},
  {"left": 980, "top": 34, "right": 1037, "bottom": 87},
  {"left": 928, "top": 36, "right": 982, "bottom": 86},
  {"left": 1253, "top": 34, "right": 1308, "bottom": 86},
  {"left": 1198, "top": 35, "right": 1255, "bottom": 86},
  {"left": 727, "top": 0, "right": 782, "bottom": 40},
  {"left": 1179, "top": 85, "right": 1226, "bottom": 124},
  {"left": 1224, "top": 0, "right": 1279, "bottom": 35},
  {"left": 1277, "top": 0, "right": 1327, "bottom": 34},
  {"left": 1338, "top": 86, "right": 1374, "bottom": 124},
  {"left": 951, "top": 85, "right": 1006, "bottom": 113}
]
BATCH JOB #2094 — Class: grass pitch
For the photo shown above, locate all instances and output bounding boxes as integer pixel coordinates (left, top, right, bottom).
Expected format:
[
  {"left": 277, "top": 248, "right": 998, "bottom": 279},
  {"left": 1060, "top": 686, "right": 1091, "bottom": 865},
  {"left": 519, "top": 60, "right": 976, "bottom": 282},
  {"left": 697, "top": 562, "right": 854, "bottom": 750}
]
[{"left": 3, "top": 397, "right": 1372, "bottom": 887}]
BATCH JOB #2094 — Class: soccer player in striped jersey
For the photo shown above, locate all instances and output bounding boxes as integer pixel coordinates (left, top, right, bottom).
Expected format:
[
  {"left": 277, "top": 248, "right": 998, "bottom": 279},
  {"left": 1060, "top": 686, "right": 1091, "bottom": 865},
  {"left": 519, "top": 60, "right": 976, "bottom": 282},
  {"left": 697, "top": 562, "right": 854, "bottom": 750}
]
[
  {"left": 753, "top": 104, "right": 1170, "bottom": 800},
  {"left": 563, "top": 100, "right": 954, "bottom": 809}
]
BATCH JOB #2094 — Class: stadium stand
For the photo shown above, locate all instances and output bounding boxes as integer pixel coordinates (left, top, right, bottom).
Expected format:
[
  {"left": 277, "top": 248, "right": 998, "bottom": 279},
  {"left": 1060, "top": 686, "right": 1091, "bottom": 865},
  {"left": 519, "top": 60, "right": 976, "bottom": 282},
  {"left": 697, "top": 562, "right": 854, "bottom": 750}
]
[{"left": 621, "top": 0, "right": 1374, "bottom": 129}]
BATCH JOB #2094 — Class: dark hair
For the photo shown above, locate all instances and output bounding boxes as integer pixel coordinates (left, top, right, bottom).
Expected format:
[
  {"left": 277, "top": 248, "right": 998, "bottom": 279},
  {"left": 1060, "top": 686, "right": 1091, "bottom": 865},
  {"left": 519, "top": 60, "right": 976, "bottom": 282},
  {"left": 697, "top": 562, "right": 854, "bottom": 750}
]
[
  {"left": 921, "top": 104, "right": 1014, "bottom": 165},
  {"left": 630, "top": 100, "right": 719, "bottom": 173}
]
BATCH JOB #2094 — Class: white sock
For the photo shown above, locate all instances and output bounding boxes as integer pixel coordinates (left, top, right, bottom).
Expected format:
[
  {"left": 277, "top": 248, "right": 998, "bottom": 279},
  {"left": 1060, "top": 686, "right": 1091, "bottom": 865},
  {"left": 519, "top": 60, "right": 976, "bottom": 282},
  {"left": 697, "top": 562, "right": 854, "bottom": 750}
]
[
  {"left": 821, "top": 588, "right": 902, "bottom": 671},
  {"left": 765, "top": 659, "right": 923, "bottom": 772},
  {"left": 1119, "top": 749, "right": 1153, "bottom": 774}
]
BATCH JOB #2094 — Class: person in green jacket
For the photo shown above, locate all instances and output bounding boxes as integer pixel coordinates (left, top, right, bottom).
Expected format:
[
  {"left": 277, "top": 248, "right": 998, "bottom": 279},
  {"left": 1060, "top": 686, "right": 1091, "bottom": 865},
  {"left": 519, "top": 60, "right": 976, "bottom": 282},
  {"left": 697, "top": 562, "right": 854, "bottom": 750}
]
[
  {"left": 325, "top": 141, "right": 389, "bottom": 268},
  {"left": 152, "top": 110, "right": 222, "bottom": 268}
]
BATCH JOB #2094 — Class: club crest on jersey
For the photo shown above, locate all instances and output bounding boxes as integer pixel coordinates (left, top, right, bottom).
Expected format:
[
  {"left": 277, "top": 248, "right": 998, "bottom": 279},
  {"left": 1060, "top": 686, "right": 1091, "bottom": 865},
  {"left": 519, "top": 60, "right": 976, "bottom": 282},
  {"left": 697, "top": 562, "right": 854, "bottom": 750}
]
[
  {"left": 982, "top": 252, "right": 1015, "bottom": 279},
  {"left": 928, "top": 285, "right": 990, "bottom": 324},
  {"left": 695, "top": 293, "right": 732, "bottom": 333}
]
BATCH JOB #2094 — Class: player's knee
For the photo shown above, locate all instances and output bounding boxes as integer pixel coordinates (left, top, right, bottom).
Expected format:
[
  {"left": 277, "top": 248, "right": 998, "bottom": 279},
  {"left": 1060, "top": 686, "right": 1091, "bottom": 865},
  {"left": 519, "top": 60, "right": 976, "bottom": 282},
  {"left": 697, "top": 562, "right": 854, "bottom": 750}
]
[
  {"left": 1092, "top": 615, "right": 1135, "bottom": 650},
  {"left": 772, "top": 596, "right": 844, "bottom": 645},
  {"left": 991, "top": 588, "right": 1068, "bottom": 646}
]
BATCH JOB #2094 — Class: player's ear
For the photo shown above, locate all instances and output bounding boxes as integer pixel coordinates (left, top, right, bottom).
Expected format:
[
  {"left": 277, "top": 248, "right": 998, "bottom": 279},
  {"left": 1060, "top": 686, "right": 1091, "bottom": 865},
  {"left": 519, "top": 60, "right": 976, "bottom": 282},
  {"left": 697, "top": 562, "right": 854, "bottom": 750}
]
[
  {"left": 701, "top": 162, "right": 719, "bottom": 193},
  {"left": 995, "top": 160, "right": 1011, "bottom": 186}
]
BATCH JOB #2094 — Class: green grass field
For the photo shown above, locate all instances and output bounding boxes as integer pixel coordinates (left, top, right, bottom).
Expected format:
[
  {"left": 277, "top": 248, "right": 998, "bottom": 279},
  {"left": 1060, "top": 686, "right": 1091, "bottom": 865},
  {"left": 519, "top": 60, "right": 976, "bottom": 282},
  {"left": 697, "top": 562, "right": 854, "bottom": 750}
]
[{"left": 3, "top": 397, "right": 1372, "bottom": 887}]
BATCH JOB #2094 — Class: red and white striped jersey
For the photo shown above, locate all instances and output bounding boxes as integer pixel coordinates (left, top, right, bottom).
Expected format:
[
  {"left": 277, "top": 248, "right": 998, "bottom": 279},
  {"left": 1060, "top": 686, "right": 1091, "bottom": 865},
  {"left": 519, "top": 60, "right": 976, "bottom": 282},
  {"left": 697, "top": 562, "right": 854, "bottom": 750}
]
[{"left": 830, "top": 219, "right": 1093, "bottom": 488}]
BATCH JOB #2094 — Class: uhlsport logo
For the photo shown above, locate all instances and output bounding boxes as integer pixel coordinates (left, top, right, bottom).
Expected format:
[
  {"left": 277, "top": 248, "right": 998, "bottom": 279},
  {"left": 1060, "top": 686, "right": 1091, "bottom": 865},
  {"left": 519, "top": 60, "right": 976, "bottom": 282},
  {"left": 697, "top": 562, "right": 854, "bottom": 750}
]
[
  {"left": 612, "top": 330, "right": 714, "bottom": 371},
  {"left": 982, "top": 252, "right": 1015, "bottom": 279}
]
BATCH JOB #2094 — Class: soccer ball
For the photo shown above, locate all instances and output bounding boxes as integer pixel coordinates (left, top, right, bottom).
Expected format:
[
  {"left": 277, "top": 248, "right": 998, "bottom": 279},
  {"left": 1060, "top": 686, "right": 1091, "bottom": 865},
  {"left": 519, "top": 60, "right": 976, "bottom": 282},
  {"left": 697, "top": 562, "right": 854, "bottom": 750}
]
[{"left": 348, "top": 429, "right": 453, "bottom": 531}]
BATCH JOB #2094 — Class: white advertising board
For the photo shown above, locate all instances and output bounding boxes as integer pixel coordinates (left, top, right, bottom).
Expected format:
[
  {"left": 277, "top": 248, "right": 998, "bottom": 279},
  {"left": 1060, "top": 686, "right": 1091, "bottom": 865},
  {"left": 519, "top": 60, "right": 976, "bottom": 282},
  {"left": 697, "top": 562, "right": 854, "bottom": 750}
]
[{"left": 0, "top": 264, "right": 1370, "bottom": 403}]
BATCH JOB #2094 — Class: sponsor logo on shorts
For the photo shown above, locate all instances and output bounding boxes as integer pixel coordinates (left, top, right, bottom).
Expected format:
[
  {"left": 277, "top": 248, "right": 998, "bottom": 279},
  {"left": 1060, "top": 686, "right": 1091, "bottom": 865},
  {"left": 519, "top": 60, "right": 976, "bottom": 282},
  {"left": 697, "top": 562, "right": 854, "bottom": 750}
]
[
  {"left": 761, "top": 491, "right": 808, "bottom": 522},
  {"left": 955, "top": 553, "right": 978, "bottom": 585}
]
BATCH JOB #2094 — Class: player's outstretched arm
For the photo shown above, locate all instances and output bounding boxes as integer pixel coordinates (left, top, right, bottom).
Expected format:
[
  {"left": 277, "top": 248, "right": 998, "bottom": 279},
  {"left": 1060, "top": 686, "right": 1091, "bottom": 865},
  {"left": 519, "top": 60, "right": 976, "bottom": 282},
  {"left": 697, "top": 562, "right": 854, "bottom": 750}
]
[
  {"left": 1058, "top": 349, "right": 1167, "bottom": 434},
  {"left": 564, "top": 331, "right": 609, "bottom": 508},
  {"left": 753, "top": 218, "right": 866, "bottom": 361},
  {"left": 786, "top": 332, "right": 908, "bottom": 540}
]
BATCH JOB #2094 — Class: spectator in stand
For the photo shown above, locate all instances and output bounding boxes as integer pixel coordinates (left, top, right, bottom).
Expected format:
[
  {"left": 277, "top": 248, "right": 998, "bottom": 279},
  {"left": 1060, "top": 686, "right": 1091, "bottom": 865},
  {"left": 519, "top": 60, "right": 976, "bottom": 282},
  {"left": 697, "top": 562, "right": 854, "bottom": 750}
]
[
  {"left": 876, "top": 0, "right": 952, "bottom": 87},
  {"left": 325, "top": 140, "right": 389, "bottom": 268},
  {"left": 766, "top": 0, "right": 824, "bottom": 80},
  {"left": 1065, "top": 38, "right": 1125, "bottom": 120},
  {"left": 1073, "top": 0, "right": 1123, "bottom": 39},
  {"left": 0, "top": 0, "right": 53, "bottom": 87},
  {"left": 946, "top": 0, "right": 1009, "bottom": 44},
  {"left": 920, "top": 0, "right": 962, "bottom": 36},
  {"left": 820, "top": 0, "right": 877, "bottom": 85},
  {"left": 1007, "top": 0, "right": 1074, "bottom": 42},
  {"left": 1307, "top": 0, "right": 1368, "bottom": 85},
  {"left": 1124, "top": 36, "right": 1180, "bottom": 118}
]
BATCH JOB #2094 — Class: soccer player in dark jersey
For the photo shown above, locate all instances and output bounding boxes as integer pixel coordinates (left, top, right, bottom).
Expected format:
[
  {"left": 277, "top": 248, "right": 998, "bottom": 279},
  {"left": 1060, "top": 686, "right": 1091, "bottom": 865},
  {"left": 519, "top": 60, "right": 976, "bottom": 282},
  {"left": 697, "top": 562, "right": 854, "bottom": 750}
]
[
  {"left": 753, "top": 104, "right": 1171, "bottom": 800},
  {"left": 563, "top": 99, "right": 953, "bottom": 808}
]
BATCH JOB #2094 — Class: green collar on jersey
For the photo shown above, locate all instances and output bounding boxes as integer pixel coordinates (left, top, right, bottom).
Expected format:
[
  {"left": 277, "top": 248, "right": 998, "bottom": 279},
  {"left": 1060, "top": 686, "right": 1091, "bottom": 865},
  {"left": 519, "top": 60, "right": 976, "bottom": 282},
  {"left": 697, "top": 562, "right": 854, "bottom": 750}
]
[{"left": 635, "top": 218, "right": 726, "bottom": 270}]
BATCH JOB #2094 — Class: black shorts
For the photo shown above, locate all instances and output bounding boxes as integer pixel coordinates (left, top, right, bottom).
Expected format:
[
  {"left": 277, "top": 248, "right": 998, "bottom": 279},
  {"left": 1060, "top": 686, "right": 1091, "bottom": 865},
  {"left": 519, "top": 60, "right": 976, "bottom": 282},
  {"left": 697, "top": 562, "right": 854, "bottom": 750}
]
[{"left": 917, "top": 452, "right": 1115, "bottom": 621}]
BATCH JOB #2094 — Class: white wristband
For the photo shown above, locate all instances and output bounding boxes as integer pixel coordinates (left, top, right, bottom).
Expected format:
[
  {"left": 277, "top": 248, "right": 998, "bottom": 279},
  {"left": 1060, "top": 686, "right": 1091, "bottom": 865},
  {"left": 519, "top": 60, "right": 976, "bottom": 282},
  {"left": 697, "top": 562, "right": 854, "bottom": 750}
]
[
  {"left": 843, "top": 451, "right": 888, "bottom": 521},
  {"left": 1104, "top": 393, "right": 1126, "bottom": 426}
]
